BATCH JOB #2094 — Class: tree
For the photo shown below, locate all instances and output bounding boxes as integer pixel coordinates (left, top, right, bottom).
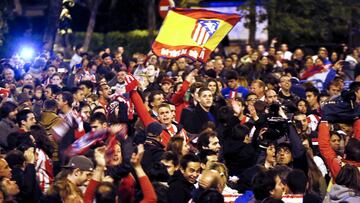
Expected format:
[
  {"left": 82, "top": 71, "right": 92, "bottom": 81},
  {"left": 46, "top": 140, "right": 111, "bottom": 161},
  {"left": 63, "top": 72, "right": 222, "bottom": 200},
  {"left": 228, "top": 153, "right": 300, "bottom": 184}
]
[
  {"left": 264, "top": 0, "right": 360, "bottom": 47},
  {"left": 0, "top": 0, "right": 13, "bottom": 47},
  {"left": 148, "top": 0, "right": 156, "bottom": 45},
  {"left": 237, "top": 0, "right": 267, "bottom": 46},
  {"left": 178, "top": 0, "right": 203, "bottom": 8},
  {"left": 83, "top": 0, "right": 102, "bottom": 51},
  {"left": 43, "top": 0, "right": 62, "bottom": 51}
]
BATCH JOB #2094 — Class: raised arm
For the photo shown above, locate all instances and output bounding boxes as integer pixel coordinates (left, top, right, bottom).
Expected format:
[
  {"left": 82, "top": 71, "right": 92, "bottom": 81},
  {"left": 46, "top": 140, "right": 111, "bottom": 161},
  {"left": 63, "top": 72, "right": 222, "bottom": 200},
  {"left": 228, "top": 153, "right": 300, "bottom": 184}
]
[
  {"left": 130, "top": 90, "right": 156, "bottom": 127},
  {"left": 318, "top": 121, "right": 341, "bottom": 178},
  {"left": 352, "top": 119, "right": 360, "bottom": 140},
  {"left": 170, "top": 70, "right": 196, "bottom": 105},
  {"left": 131, "top": 145, "right": 157, "bottom": 203},
  {"left": 84, "top": 146, "right": 106, "bottom": 203},
  {"left": 125, "top": 74, "right": 157, "bottom": 127},
  {"left": 171, "top": 80, "right": 190, "bottom": 105},
  {"left": 288, "top": 124, "right": 306, "bottom": 158}
]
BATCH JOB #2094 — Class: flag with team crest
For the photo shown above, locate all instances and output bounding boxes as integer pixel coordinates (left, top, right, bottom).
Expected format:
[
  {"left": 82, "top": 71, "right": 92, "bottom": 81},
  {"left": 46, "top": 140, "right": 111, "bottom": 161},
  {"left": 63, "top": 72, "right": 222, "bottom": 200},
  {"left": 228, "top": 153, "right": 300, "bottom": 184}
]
[{"left": 152, "top": 8, "right": 240, "bottom": 62}]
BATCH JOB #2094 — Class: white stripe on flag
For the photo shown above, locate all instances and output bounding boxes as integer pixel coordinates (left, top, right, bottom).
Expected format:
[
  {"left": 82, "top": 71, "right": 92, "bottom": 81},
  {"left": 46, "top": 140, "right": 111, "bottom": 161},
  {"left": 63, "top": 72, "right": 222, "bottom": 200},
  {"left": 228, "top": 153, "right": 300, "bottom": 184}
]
[
  {"left": 192, "top": 24, "right": 201, "bottom": 42},
  {"left": 197, "top": 27, "right": 206, "bottom": 45}
]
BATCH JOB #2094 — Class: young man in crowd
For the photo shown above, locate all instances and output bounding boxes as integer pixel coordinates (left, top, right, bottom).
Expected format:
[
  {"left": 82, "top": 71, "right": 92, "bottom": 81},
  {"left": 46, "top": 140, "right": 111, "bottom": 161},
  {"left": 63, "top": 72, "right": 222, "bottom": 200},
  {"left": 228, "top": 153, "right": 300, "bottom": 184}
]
[
  {"left": 168, "top": 153, "right": 201, "bottom": 203},
  {"left": 180, "top": 87, "right": 216, "bottom": 134},
  {"left": 250, "top": 170, "right": 285, "bottom": 202},
  {"left": 305, "top": 86, "right": 320, "bottom": 115}
]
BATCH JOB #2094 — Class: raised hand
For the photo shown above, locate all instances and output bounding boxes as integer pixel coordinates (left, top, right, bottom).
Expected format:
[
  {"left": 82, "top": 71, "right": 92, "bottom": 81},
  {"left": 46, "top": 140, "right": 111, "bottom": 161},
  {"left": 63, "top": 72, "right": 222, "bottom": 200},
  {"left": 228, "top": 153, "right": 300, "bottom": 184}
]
[
  {"left": 109, "top": 123, "right": 127, "bottom": 135},
  {"left": 333, "top": 60, "right": 344, "bottom": 72},
  {"left": 231, "top": 99, "right": 241, "bottom": 116},
  {"left": 248, "top": 105, "right": 259, "bottom": 121},
  {"left": 130, "top": 144, "right": 144, "bottom": 168},
  {"left": 94, "top": 146, "right": 107, "bottom": 167},
  {"left": 185, "top": 68, "right": 198, "bottom": 83}
]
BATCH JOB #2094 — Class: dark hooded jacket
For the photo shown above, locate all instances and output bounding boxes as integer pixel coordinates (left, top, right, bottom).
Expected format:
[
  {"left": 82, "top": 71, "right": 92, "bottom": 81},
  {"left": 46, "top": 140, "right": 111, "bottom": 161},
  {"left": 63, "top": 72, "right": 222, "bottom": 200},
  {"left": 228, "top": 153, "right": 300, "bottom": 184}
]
[{"left": 168, "top": 170, "right": 195, "bottom": 203}]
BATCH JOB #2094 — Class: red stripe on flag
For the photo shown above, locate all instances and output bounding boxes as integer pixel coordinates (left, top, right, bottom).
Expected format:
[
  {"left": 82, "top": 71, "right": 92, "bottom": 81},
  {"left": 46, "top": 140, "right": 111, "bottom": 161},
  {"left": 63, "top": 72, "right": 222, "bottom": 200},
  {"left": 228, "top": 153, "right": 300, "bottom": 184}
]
[
  {"left": 201, "top": 32, "right": 210, "bottom": 46},
  {"left": 191, "top": 23, "right": 201, "bottom": 41}
]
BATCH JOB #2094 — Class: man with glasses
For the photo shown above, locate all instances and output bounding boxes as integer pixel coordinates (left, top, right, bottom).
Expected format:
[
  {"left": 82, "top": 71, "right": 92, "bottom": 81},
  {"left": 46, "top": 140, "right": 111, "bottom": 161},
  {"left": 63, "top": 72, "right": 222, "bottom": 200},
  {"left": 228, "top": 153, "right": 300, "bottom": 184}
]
[{"left": 278, "top": 75, "right": 299, "bottom": 104}]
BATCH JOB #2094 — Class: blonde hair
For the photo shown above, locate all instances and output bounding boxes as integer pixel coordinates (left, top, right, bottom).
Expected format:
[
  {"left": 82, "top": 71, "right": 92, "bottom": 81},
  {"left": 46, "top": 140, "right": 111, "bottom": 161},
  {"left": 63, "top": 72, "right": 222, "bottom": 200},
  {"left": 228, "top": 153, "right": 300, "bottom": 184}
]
[
  {"left": 206, "top": 162, "right": 229, "bottom": 180},
  {"left": 49, "top": 178, "right": 83, "bottom": 202}
]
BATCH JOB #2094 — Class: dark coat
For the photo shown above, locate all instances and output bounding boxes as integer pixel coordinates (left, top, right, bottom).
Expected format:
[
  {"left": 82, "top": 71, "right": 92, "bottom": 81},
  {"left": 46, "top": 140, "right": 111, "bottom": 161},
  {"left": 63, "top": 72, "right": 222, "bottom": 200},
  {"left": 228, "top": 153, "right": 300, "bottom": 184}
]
[
  {"left": 168, "top": 170, "right": 195, "bottom": 203},
  {"left": 223, "top": 139, "right": 257, "bottom": 177},
  {"left": 0, "top": 118, "right": 18, "bottom": 149},
  {"left": 180, "top": 104, "right": 216, "bottom": 134},
  {"left": 12, "top": 164, "right": 42, "bottom": 203},
  {"left": 141, "top": 138, "right": 165, "bottom": 174}
]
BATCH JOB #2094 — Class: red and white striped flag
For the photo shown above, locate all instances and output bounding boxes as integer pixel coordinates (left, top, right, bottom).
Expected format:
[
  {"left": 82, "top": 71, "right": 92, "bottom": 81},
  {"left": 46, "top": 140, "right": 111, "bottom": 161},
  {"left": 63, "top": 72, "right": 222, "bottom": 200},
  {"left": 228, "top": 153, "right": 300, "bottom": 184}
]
[{"left": 191, "top": 20, "right": 220, "bottom": 46}]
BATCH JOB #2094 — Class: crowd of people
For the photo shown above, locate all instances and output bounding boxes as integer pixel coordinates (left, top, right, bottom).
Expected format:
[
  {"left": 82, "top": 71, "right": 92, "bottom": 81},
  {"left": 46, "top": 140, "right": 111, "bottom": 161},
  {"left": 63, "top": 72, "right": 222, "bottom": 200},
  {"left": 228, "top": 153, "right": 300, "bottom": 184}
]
[{"left": 0, "top": 40, "right": 359, "bottom": 203}]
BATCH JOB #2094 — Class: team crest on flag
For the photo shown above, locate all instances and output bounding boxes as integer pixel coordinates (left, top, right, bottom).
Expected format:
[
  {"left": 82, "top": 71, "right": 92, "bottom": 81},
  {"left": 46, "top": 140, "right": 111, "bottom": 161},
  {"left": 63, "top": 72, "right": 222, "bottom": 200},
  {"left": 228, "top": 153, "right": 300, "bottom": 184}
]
[
  {"left": 191, "top": 20, "right": 220, "bottom": 46},
  {"left": 152, "top": 8, "right": 241, "bottom": 62}
]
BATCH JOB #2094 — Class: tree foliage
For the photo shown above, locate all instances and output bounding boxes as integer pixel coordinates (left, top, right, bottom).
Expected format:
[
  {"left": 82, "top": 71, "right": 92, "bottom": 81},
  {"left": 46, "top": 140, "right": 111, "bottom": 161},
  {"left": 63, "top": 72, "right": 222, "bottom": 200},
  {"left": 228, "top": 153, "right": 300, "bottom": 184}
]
[
  {"left": 178, "top": 0, "right": 203, "bottom": 8},
  {"left": 264, "top": 0, "right": 360, "bottom": 46},
  {"left": 0, "top": 0, "right": 13, "bottom": 46}
]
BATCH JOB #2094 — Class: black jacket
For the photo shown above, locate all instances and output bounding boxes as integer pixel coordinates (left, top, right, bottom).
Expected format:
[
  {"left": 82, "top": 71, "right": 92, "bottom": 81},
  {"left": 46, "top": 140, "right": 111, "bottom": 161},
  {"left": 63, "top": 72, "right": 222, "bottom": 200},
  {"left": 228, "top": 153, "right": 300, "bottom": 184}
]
[
  {"left": 12, "top": 164, "right": 42, "bottom": 203},
  {"left": 288, "top": 125, "right": 309, "bottom": 174},
  {"left": 223, "top": 139, "right": 257, "bottom": 177},
  {"left": 141, "top": 138, "right": 165, "bottom": 174},
  {"left": 180, "top": 104, "right": 216, "bottom": 134},
  {"left": 168, "top": 170, "right": 195, "bottom": 203}
]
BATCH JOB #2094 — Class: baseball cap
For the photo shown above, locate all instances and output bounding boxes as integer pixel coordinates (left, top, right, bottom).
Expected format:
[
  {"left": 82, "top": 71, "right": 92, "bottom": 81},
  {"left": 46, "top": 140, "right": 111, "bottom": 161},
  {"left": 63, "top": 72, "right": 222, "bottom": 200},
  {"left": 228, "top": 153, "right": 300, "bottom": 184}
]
[
  {"left": 63, "top": 155, "right": 94, "bottom": 171},
  {"left": 146, "top": 122, "right": 165, "bottom": 137}
]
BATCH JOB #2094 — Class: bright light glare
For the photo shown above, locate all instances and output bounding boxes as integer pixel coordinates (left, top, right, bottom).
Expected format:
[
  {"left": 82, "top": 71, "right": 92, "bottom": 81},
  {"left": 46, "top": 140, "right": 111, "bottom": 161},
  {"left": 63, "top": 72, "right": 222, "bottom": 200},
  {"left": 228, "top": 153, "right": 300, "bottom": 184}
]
[{"left": 20, "top": 47, "right": 34, "bottom": 60}]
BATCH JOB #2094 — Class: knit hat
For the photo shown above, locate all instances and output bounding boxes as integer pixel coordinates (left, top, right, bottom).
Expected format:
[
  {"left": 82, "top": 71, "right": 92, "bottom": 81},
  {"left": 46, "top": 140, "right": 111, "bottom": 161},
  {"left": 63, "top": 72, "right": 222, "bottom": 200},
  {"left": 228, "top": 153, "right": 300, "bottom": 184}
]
[
  {"left": 63, "top": 155, "right": 94, "bottom": 171},
  {"left": 145, "top": 122, "right": 164, "bottom": 137}
]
